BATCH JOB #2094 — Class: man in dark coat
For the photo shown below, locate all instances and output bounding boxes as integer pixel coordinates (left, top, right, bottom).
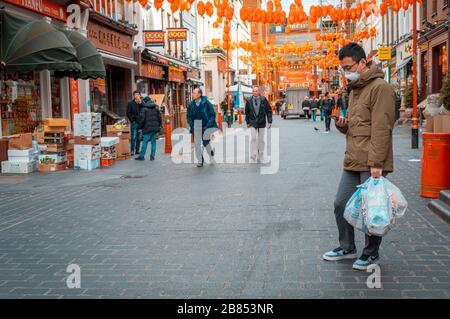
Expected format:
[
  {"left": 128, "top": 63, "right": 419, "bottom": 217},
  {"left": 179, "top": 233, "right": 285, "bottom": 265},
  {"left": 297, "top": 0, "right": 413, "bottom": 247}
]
[
  {"left": 322, "top": 92, "right": 335, "bottom": 132},
  {"left": 135, "top": 96, "right": 162, "bottom": 161},
  {"left": 187, "top": 87, "right": 217, "bottom": 167},
  {"left": 127, "top": 90, "right": 143, "bottom": 155},
  {"left": 245, "top": 85, "right": 273, "bottom": 163}
]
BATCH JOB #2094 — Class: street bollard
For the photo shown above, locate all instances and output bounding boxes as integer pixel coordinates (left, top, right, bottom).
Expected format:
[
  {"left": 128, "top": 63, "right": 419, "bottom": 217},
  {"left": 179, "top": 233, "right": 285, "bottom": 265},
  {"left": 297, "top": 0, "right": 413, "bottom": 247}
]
[
  {"left": 238, "top": 109, "right": 242, "bottom": 125},
  {"left": 165, "top": 117, "right": 172, "bottom": 154}
]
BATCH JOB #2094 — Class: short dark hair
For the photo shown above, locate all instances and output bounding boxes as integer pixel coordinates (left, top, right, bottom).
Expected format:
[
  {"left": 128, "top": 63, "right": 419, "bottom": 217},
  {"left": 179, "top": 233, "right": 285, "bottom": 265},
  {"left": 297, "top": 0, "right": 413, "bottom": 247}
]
[
  {"left": 325, "top": 92, "right": 329, "bottom": 97},
  {"left": 193, "top": 87, "right": 203, "bottom": 96},
  {"left": 133, "top": 90, "right": 141, "bottom": 96},
  {"left": 338, "top": 42, "right": 367, "bottom": 63}
]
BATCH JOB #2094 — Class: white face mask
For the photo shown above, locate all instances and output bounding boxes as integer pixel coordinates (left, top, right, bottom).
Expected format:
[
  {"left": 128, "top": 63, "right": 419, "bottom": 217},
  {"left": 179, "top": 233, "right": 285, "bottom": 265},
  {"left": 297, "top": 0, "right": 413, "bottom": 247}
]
[{"left": 345, "top": 71, "right": 360, "bottom": 82}]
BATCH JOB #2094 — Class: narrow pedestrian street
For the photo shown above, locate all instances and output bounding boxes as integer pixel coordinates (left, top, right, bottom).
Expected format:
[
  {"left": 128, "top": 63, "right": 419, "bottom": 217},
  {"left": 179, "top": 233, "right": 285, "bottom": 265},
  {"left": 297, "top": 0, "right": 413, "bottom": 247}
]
[{"left": 0, "top": 117, "right": 448, "bottom": 299}]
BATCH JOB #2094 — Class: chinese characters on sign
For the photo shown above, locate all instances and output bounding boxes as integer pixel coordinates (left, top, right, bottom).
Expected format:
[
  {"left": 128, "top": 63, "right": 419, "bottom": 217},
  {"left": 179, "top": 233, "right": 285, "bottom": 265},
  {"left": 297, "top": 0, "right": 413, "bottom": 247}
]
[
  {"left": 378, "top": 47, "right": 392, "bottom": 61},
  {"left": 141, "top": 62, "right": 165, "bottom": 80},
  {"left": 144, "top": 31, "right": 165, "bottom": 47},
  {"left": 168, "top": 67, "right": 185, "bottom": 83},
  {"left": 167, "top": 28, "right": 188, "bottom": 41}
]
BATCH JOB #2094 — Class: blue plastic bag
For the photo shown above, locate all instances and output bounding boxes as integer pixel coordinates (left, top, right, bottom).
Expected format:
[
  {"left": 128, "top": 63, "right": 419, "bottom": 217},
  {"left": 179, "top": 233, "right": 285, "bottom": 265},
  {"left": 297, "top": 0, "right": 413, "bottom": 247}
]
[{"left": 344, "top": 177, "right": 407, "bottom": 237}]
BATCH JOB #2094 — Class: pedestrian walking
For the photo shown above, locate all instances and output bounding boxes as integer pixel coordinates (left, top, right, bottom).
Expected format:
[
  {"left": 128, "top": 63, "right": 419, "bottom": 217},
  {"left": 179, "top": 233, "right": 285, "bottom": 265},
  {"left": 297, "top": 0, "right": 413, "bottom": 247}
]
[
  {"left": 322, "top": 92, "right": 335, "bottom": 132},
  {"left": 318, "top": 95, "right": 325, "bottom": 121},
  {"left": 135, "top": 96, "right": 162, "bottom": 161},
  {"left": 302, "top": 96, "right": 311, "bottom": 120},
  {"left": 322, "top": 42, "right": 396, "bottom": 270},
  {"left": 187, "top": 87, "right": 217, "bottom": 167},
  {"left": 336, "top": 90, "right": 349, "bottom": 118},
  {"left": 126, "top": 90, "right": 143, "bottom": 155},
  {"left": 310, "top": 97, "right": 319, "bottom": 122},
  {"left": 245, "top": 85, "right": 273, "bottom": 163}
]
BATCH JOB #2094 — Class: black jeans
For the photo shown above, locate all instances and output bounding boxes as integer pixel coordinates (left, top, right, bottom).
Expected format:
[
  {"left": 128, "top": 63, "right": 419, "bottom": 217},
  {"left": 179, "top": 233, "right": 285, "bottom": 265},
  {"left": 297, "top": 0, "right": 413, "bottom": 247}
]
[
  {"left": 333, "top": 170, "right": 387, "bottom": 257},
  {"left": 325, "top": 113, "right": 331, "bottom": 131}
]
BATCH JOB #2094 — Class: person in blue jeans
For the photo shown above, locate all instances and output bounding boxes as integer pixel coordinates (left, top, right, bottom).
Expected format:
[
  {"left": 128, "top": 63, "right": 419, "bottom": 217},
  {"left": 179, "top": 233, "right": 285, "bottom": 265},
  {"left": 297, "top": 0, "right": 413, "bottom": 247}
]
[
  {"left": 135, "top": 96, "right": 162, "bottom": 161},
  {"left": 126, "top": 90, "right": 143, "bottom": 155},
  {"left": 310, "top": 97, "right": 319, "bottom": 121}
]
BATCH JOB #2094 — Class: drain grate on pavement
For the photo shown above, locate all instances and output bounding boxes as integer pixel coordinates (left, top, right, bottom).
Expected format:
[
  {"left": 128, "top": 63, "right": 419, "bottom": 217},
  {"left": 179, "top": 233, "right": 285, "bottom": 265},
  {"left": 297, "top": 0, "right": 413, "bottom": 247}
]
[{"left": 121, "top": 175, "right": 146, "bottom": 179}]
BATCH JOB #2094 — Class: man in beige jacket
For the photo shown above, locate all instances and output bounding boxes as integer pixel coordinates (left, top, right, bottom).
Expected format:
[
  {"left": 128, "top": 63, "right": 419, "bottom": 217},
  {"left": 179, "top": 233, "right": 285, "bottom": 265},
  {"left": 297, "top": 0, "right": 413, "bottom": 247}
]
[{"left": 322, "top": 43, "right": 396, "bottom": 270}]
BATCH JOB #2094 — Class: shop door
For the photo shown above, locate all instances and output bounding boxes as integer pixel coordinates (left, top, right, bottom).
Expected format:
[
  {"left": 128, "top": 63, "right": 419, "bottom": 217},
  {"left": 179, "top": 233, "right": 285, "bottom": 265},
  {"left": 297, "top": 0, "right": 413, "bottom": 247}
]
[{"left": 108, "top": 66, "right": 128, "bottom": 117}]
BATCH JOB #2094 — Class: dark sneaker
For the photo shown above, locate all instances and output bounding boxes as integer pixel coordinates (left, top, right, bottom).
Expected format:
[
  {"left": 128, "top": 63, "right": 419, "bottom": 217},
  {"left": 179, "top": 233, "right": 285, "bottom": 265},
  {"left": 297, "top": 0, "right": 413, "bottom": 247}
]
[
  {"left": 196, "top": 162, "right": 203, "bottom": 167},
  {"left": 135, "top": 157, "right": 144, "bottom": 161},
  {"left": 150, "top": 156, "right": 155, "bottom": 161},
  {"left": 322, "top": 247, "right": 357, "bottom": 261},
  {"left": 211, "top": 149, "right": 215, "bottom": 157},
  {"left": 352, "top": 254, "right": 380, "bottom": 270}
]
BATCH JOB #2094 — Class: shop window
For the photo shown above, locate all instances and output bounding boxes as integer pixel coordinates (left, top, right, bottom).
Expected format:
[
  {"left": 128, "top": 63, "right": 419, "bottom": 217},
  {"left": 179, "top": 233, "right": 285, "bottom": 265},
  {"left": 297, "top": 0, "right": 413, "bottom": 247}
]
[
  {"left": 90, "top": 77, "right": 109, "bottom": 111},
  {"left": 50, "top": 75, "right": 62, "bottom": 118},
  {"left": 432, "top": 43, "right": 448, "bottom": 93},
  {"left": 0, "top": 71, "right": 42, "bottom": 136}
]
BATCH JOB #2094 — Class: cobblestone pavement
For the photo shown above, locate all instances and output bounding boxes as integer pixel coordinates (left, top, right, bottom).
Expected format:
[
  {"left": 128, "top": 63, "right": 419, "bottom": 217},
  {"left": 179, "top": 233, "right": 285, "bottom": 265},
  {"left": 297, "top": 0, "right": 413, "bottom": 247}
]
[{"left": 0, "top": 116, "right": 449, "bottom": 299}]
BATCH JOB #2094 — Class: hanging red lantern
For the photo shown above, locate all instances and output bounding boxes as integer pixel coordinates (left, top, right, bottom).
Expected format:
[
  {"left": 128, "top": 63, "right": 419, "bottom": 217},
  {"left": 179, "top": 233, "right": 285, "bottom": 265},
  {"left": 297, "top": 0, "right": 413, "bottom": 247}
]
[
  {"left": 225, "top": 6, "right": 234, "bottom": 20},
  {"left": 214, "top": 0, "right": 220, "bottom": 7},
  {"left": 205, "top": 1, "right": 214, "bottom": 17},
  {"left": 139, "top": 0, "right": 148, "bottom": 7},
  {"left": 402, "top": 0, "right": 409, "bottom": 10},
  {"left": 197, "top": 1, "right": 205, "bottom": 16}
]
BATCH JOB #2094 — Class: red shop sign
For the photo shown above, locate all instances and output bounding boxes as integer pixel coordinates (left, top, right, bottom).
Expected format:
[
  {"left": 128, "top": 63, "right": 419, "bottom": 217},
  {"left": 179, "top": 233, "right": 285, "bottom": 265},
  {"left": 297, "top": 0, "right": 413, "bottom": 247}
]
[{"left": 5, "top": 0, "right": 67, "bottom": 21}]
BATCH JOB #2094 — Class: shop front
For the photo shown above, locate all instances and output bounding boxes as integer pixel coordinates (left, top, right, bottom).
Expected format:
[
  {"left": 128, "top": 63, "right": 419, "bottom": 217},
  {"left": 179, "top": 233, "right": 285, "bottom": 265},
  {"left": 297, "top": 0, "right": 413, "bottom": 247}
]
[
  {"left": 418, "top": 26, "right": 448, "bottom": 95},
  {"left": 86, "top": 15, "right": 137, "bottom": 117},
  {"left": 168, "top": 66, "right": 186, "bottom": 129},
  {"left": 1, "top": 2, "right": 73, "bottom": 137},
  {"left": 136, "top": 50, "right": 167, "bottom": 97}
]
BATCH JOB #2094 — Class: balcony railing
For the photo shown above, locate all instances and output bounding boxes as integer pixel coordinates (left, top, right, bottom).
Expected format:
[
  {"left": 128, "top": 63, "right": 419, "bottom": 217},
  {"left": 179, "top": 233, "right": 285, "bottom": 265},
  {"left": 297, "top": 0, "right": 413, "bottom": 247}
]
[{"left": 90, "top": 0, "right": 127, "bottom": 22}]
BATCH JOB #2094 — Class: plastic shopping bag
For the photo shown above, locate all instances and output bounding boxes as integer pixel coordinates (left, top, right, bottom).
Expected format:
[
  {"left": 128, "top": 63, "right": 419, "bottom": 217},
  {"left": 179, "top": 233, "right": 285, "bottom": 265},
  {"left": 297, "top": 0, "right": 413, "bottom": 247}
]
[{"left": 344, "top": 177, "right": 408, "bottom": 237}]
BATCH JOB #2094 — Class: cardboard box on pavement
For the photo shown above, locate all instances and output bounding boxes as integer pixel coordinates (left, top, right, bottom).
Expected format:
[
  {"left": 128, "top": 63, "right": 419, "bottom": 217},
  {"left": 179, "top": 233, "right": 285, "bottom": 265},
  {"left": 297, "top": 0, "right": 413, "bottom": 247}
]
[
  {"left": 74, "top": 136, "right": 101, "bottom": 145},
  {"left": 44, "top": 118, "right": 69, "bottom": 127},
  {"left": 433, "top": 115, "right": 450, "bottom": 133},
  {"left": 8, "top": 133, "right": 32, "bottom": 150},
  {"left": 426, "top": 116, "right": 434, "bottom": 132}
]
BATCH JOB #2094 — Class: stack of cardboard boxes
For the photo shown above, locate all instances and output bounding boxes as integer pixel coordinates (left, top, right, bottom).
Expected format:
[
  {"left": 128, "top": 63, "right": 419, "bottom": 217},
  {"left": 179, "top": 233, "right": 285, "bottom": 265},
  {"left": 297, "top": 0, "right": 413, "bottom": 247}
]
[
  {"left": 426, "top": 115, "right": 450, "bottom": 133},
  {"left": 1, "top": 133, "right": 38, "bottom": 174},
  {"left": 100, "top": 137, "right": 119, "bottom": 167},
  {"left": 106, "top": 124, "right": 131, "bottom": 160},
  {"left": 74, "top": 112, "right": 101, "bottom": 170},
  {"left": 38, "top": 119, "right": 69, "bottom": 173}
]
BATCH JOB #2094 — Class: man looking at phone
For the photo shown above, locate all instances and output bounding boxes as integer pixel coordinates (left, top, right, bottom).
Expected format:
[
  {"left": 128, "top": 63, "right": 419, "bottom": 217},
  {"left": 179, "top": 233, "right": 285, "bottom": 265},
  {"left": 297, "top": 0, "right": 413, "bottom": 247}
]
[{"left": 322, "top": 43, "right": 396, "bottom": 270}]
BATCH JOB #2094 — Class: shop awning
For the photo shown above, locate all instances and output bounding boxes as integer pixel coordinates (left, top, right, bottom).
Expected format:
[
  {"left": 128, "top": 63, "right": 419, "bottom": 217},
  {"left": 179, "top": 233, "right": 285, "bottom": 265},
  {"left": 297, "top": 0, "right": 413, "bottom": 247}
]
[
  {"left": 187, "top": 78, "right": 203, "bottom": 85},
  {"left": 393, "top": 57, "right": 413, "bottom": 75},
  {"left": 0, "top": 10, "right": 81, "bottom": 73},
  {"left": 56, "top": 29, "right": 106, "bottom": 79}
]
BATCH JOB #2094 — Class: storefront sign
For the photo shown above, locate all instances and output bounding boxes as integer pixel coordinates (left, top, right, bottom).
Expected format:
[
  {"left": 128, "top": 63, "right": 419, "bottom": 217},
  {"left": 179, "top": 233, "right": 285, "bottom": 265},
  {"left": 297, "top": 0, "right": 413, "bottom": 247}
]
[
  {"left": 141, "top": 61, "right": 165, "bottom": 80},
  {"left": 378, "top": 47, "right": 392, "bottom": 61},
  {"left": 420, "top": 43, "right": 428, "bottom": 52},
  {"left": 5, "top": 0, "right": 67, "bottom": 21},
  {"left": 187, "top": 69, "right": 200, "bottom": 80},
  {"left": 217, "top": 57, "right": 227, "bottom": 73},
  {"left": 87, "top": 21, "right": 133, "bottom": 58},
  {"left": 167, "top": 28, "right": 188, "bottom": 41},
  {"left": 144, "top": 31, "right": 165, "bottom": 47},
  {"left": 69, "top": 78, "right": 79, "bottom": 126},
  {"left": 168, "top": 67, "right": 185, "bottom": 83}
]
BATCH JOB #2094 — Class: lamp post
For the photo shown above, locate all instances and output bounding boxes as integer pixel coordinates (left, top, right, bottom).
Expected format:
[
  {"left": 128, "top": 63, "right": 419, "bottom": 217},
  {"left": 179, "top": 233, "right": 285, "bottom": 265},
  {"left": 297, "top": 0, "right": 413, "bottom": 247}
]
[{"left": 412, "top": 1, "right": 418, "bottom": 149}]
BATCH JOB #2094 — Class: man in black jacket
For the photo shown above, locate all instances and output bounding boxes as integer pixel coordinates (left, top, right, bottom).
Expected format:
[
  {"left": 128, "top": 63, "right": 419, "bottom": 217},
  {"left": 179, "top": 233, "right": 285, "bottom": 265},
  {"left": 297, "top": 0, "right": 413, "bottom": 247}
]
[
  {"left": 245, "top": 85, "right": 273, "bottom": 163},
  {"left": 135, "top": 96, "right": 162, "bottom": 161},
  {"left": 127, "top": 90, "right": 143, "bottom": 155},
  {"left": 302, "top": 96, "right": 311, "bottom": 120},
  {"left": 322, "top": 92, "right": 335, "bottom": 133}
]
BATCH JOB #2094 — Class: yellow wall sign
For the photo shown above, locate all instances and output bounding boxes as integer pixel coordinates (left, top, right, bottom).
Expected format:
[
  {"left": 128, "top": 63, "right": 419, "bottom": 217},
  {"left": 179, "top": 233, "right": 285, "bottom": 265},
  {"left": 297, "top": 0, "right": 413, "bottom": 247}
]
[{"left": 378, "top": 47, "right": 392, "bottom": 61}]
